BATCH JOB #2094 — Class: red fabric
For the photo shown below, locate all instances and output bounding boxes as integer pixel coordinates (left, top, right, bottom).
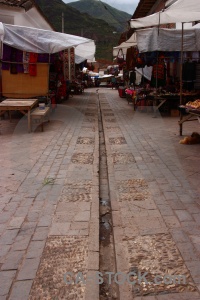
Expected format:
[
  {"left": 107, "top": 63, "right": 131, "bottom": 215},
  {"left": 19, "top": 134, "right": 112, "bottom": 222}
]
[
  {"left": 126, "top": 46, "right": 139, "bottom": 70},
  {"left": 29, "top": 53, "right": 38, "bottom": 76}
]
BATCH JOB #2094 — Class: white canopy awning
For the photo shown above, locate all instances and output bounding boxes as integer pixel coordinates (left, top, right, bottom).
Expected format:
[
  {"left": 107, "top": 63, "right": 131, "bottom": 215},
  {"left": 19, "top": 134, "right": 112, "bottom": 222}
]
[
  {"left": 136, "top": 27, "right": 200, "bottom": 52},
  {"left": 130, "top": 0, "right": 200, "bottom": 29},
  {"left": 113, "top": 33, "right": 137, "bottom": 57},
  {"left": 0, "top": 22, "right": 94, "bottom": 54},
  {"left": 75, "top": 41, "right": 96, "bottom": 64}
]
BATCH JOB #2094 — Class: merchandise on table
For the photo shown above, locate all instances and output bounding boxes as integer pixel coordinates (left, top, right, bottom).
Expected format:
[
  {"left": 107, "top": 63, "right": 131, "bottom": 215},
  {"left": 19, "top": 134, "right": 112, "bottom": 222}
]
[{"left": 186, "top": 99, "right": 200, "bottom": 109}]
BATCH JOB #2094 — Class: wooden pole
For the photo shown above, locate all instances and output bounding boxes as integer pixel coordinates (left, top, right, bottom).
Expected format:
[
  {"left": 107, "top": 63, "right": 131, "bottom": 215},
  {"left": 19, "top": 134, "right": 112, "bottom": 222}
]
[
  {"left": 179, "top": 22, "right": 184, "bottom": 135},
  {"left": 62, "top": 12, "right": 64, "bottom": 33}
]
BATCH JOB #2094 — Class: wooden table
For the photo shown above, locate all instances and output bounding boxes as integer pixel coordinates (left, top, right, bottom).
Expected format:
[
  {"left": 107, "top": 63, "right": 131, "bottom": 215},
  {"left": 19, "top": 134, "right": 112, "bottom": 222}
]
[
  {"left": 179, "top": 106, "right": 200, "bottom": 135},
  {"left": 147, "top": 94, "right": 180, "bottom": 116},
  {"left": 0, "top": 99, "right": 38, "bottom": 132}
]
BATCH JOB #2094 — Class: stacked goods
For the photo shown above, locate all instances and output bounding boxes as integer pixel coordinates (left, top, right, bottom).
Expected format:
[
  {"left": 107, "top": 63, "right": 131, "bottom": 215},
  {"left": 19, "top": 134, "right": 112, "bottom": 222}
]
[{"left": 186, "top": 99, "right": 200, "bottom": 109}]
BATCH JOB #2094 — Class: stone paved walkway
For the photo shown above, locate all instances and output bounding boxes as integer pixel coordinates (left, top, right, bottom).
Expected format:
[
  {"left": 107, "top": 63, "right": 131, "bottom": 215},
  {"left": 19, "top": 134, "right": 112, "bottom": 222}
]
[
  {"left": 98, "top": 88, "right": 200, "bottom": 300},
  {"left": 0, "top": 88, "right": 200, "bottom": 300},
  {"left": 0, "top": 93, "right": 99, "bottom": 300}
]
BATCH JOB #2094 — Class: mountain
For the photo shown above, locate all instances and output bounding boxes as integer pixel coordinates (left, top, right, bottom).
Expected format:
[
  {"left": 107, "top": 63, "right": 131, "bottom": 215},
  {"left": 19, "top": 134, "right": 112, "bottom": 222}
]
[
  {"left": 68, "top": 0, "right": 131, "bottom": 32},
  {"left": 35, "top": 0, "right": 121, "bottom": 61}
]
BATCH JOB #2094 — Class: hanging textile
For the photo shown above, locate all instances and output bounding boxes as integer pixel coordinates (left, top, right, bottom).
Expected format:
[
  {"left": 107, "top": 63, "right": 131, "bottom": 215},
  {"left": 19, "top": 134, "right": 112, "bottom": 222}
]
[
  {"left": 29, "top": 53, "right": 38, "bottom": 76},
  {"left": 37, "top": 53, "right": 49, "bottom": 63},
  {"left": 16, "top": 49, "right": 24, "bottom": 73},
  {"left": 23, "top": 52, "right": 30, "bottom": 73},
  {"left": 126, "top": 46, "right": 138, "bottom": 70},
  {"left": 2, "top": 44, "right": 11, "bottom": 70},
  {"left": 151, "top": 56, "right": 166, "bottom": 87},
  {"left": 117, "top": 48, "right": 126, "bottom": 70}
]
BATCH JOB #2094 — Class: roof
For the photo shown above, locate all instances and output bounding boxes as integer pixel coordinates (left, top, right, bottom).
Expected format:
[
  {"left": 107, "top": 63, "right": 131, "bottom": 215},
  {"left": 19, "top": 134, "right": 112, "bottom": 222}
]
[
  {"left": 132, "top": 0, "right": 158, "bottom": 18},
  {"left": 0, "top": 0, "right": 34, "bottom": 11},
  {"left": 0, "top": 0, "right": 54, "bottom": 29}
]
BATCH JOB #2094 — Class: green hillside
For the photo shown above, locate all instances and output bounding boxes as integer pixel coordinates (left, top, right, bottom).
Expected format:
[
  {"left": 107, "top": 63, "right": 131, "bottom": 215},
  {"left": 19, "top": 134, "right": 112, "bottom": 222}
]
[
  {"left": 68, "top": 0, "right": 131, "bottom": 32},
  {"left": 35, "top": 0, "right": 121, "bottom": 60}
]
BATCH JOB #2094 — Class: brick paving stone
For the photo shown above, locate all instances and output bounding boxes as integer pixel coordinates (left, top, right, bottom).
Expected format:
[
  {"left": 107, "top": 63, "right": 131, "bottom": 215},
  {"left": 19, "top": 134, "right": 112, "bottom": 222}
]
[
  {"left": 177, "top": 242, "right": 200, "bottom": 261},
  {"left": 74, "top": 211, "right": 90, "bottom": 222},
  {"left": 26, "top": 241, "right": 46, "bottom": 259},
  {"left": 184, "top": 204, "right": 200, "bottom": 214},
  {"left": 49, "top": 222, "right": 70, "bottom": 235},
  {"left": 167, "top": 200, "right": 185, "bottom": 210},
  {"left": 175, "top": 210, "right": 194, "bottom": 222},
  {"left": 0, "top": 271, "right": 16, "bottom": 297},
  {"left": 157, "top": 204, "right": 174, "bottom": 216},
  {"left": 9, "top": 280, "right": 33, "bottom": 300},
  {"left": 0, "top": 212, "right": 13, "bottom": 224},
  {"left": 171, "top": 228, "right": 191, "bottom": 243},
  {"left": 1, "top": 250, "right": 24, "bottom": 271},
  {"left": 17, "top": 258, "right": 41, "bottom": 281},
  {"left": 193, "top": 214, "right": 200, "bottom": 225},
  {"left": 32, "top": 227, "right": 49, "bottom": 241},
  {"left": 70, "top": 222, "right": 89, "bottom": 230},
  {"left": 0, "top": 229, "right": 19, "bottom": 245},
  {"left": 14, "top": 206, "right": 30, "bottom": 218},
  {"left": 20, "top": 222, "right": 37, "bottom": 235},
  {"left": 8, "top": 217, "right": 24, "bottom": 229},
  {"left": 37, "top": 215, "right": 52, "bottom": 227},
  {"left": 0, "top": 245, "right": 11, "bottom": 264}
]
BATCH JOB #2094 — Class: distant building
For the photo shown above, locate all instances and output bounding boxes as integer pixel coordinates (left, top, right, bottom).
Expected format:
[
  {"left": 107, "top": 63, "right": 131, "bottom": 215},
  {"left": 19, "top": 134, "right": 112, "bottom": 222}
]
[{"left": 0, "top": 0, "right": 53, "bottom": 29}]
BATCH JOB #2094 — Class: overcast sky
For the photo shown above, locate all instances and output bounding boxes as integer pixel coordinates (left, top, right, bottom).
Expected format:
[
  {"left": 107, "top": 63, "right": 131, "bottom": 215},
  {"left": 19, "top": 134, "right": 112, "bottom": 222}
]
[{"left": 63, "top": 0, "right": 140, "bottom": 15}]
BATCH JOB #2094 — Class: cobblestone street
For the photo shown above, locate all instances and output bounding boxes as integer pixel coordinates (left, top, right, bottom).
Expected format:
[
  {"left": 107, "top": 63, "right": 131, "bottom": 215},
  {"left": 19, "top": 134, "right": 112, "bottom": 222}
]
[{"left": 0, "top": 88, "right": 200, "bottom": 300}]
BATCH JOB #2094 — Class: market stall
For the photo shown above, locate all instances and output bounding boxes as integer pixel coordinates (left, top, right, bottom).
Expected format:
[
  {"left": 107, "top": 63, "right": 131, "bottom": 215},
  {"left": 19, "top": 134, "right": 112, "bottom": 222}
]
[
  {"left": 130, "top": 0, "right": 200, "bottom": 134},
  {"left": 0, "top": 22, "right": 94, "bottom": 100},
  {"left": 113, "top": 33, "right": 137, "bottom": 57},
  {"left": 134, "top": 27, "right": 200, "bottom": 126},
  {"left": 130, "top": 0, "right": 200, "bottom": 29}
]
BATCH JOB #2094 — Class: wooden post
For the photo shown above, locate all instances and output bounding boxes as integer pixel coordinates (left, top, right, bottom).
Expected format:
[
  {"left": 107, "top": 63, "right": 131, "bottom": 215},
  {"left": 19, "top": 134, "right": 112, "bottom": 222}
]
[{"left": 179, "top": 22, "right": 184, "bottom": 136}]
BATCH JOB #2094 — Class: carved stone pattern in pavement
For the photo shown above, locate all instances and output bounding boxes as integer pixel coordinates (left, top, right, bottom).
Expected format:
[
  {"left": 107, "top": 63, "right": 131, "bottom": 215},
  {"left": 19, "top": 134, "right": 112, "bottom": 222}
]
[
  {"left": 29, "top": 236, "right": 88, "bottom": 300},
  {"left": 127, "top": 234, "right": 196, "bottom": 297},
  {"left": 118, "top": 179, "right": 149, "bottom": 201},
  {"left": 112, "top": 153, "right": 136, "bottom": 164},
  {"left": 71, "top": 153, "right": 94, "bottom": 165},
  {"left": 109, "top": 137, "right": 127, "bottom": 145},
  {"left": 77, "top": 137, "right": 95, "bottom": 145}
]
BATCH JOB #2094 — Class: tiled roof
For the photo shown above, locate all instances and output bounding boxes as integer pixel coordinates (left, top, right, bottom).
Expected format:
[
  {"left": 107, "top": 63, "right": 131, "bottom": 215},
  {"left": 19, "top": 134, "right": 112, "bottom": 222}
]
[
  {"left": 0, "top": 0, "right": 34, "bottom": 11},
  {"left": 132, "top": 0, "right": 158, "bottom": 18}
]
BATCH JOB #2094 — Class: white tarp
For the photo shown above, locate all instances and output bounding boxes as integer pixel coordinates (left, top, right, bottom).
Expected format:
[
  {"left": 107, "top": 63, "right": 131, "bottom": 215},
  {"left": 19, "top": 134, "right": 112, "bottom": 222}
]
[
  {"left": 0, "top": 22, "right": 94, "bottom": 54},
  {"left": 135, "top": 66, "right": 153, "bottom": 81},
  {"left": 136, "top": 27, "right": 200, "bottom": 52},
  {"left": 75, "top": 41, "right": 96, "bottom": 64},
  {"left": 113, "top": 33, "right": 137, "bottom": 56},
  {"left": 130, "top": 0, "right": 200, "bottom": 28}
]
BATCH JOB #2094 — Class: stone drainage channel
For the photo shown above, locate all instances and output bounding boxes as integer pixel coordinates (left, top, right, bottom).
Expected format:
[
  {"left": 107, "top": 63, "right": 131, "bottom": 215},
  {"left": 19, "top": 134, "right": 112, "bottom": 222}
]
[{"left": 97, "top": 91, "right": 119, "bottom": 300}]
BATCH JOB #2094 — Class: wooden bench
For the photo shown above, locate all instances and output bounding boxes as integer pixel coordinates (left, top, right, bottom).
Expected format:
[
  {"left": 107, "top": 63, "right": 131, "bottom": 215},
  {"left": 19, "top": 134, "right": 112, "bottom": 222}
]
[{"left": 31, "top": 106, "right": 50, "bottom": 132}]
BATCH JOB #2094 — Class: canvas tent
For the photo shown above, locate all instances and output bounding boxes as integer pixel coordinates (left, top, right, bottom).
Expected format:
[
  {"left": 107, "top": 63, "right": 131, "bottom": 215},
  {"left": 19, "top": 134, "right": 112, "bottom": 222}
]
[
  {"left": 113, "top": 33, "right": 137, "bottom": 57},
  {"left": 0, "top": 22, "right": 95, "bottom": 98},
  {"left": 130, "top": 0, "right": 200, "bottom": 134},
  {"left": 136, "top": 27, "right": 200, "bottom": 52},
  {"left": 75, "top": 41, "right": 96, "bottom": 64},
  {"left": 130, "top": 0, "right": 200, "bottom": 29},
  {"left": 0, "top": 22, "right": 94, "bottom": 55}
]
